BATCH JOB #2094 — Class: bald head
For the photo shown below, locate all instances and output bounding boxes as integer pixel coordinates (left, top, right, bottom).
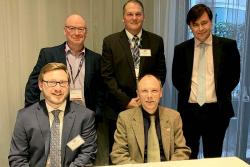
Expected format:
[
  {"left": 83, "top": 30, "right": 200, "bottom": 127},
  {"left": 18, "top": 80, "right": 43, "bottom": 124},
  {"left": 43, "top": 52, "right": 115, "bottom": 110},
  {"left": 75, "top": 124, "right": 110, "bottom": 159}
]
[{"left": 65, "top": 14, "right": 86, "bottom": 27}]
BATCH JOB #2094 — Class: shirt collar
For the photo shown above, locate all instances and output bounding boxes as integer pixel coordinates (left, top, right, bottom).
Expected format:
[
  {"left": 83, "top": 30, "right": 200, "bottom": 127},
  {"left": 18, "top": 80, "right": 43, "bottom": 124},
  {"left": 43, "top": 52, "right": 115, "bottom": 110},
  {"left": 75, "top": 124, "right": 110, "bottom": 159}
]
[
  {"left": 65, "top": 43, "right": 85, "bottom": 57},
  {"left": 141, "top": 106, "right": 159, "bottom": 119},
  {"left": 46, "top": 100, "right": 67, "bottom": 113},
  {"left": 125, "top": 29, "right": 142, "bottom": 41},
  {"left": 195, "top": 33, "right": 212, "bottom": 47}
]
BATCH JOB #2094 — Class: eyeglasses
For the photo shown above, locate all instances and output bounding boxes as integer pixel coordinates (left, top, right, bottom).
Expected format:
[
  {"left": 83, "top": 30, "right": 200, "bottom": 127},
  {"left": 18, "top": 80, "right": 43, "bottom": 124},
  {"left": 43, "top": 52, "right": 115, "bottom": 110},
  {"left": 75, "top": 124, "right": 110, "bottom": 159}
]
[
  {"left": 43, "top": 80, "right": 69, "bottom": 87},
  {"left": 65, "top": 26, "right": 87, "bottom": 34}
]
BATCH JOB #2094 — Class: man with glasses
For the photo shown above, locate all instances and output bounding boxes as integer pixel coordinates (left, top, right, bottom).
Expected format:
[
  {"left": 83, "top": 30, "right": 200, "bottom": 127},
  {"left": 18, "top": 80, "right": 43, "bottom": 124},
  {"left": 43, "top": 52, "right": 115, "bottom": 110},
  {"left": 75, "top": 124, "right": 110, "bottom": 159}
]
[
  {"left": 25, "top": 14, "right": 103, "bottom": 118},
  {"left": 9, "top": 63, "right": 97, "bottom": 166}
]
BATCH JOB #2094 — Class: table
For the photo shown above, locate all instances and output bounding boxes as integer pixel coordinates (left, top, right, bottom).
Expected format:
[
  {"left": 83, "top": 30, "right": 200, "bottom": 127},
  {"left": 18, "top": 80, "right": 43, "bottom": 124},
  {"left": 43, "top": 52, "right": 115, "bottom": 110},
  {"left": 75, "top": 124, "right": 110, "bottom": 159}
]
[{"left": 97, "top": 157, "right": 249, "bottom": 167}]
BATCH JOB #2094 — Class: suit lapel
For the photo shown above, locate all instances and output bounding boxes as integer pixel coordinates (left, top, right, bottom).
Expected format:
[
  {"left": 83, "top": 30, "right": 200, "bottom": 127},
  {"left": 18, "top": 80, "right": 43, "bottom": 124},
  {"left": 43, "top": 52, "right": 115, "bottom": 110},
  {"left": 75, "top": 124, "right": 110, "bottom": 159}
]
[
  {"left": 84, "top": 48, "right": 90, "bottom": 92},
  {"left": 139, "top": 30, "right": 150, "bottom": 73},
  {"left": 119, "top": 30, "right": 137, "bottom": 79},
  {"left": 61, "top": 102, "right": 76, "bottom": 162},
  {"left": 159, "top": 107, "right": 171, "bottom": 161},
  {"left": 131, "top": 108, "right": 145, "bottom": 159},
  {"left": 186, "top": 39, "right": 195, "bottom": 82},
  {"left": 35, "top": 101, "right": 50, "bottom": 157},
  {"left": 212, "top": 36, "right": 221, "bottom": 87}
]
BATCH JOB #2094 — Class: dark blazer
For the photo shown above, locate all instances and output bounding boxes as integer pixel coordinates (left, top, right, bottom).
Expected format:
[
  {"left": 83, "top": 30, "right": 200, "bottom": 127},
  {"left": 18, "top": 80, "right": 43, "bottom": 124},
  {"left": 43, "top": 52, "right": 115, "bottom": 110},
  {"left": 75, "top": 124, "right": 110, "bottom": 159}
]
[
  {"left": 172, "top": 35, "right": 240, "bottom": 118},
  {"left": 101, "top": 29, "right": 166, "bottom": 118},
  {"left": 110, "top": 106, "right": 190, "bottom": 164},
  {"left": 8, "top": 100, "right": 97, "bottom": 167},
  {"left": 25, "top": 42, "right": 103, "bottom": 117}
]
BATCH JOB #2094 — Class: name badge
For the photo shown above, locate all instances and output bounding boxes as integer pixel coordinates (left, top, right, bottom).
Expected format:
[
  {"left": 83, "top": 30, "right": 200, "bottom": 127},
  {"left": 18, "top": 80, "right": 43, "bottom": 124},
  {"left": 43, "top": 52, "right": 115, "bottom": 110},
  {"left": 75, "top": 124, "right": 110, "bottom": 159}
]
[
  {"left": 67, "top": 135, "right": 85, "bottom": 151},
  {"left": 139, "top": 49, "right": 151, "bottom": 57},
  {"left": 70, "top": 88, "right": 82, "bottom": 101}
]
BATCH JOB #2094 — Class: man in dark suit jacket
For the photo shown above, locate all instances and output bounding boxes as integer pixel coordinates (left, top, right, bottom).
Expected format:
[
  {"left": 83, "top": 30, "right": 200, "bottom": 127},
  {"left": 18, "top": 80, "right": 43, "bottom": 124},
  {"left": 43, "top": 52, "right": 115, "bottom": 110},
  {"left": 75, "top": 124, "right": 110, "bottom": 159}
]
[
  {"left": 25, "top": 14, "right": 103, "bottom": 118},
  {"left": 101, "top": 0, "right": 166, "bottom": 152},
  {"left": 9, "top": 63, "right": 97, "bottom": 167},
  {"left": 172, "top": 4, "right": 240, "bottom": 159}
]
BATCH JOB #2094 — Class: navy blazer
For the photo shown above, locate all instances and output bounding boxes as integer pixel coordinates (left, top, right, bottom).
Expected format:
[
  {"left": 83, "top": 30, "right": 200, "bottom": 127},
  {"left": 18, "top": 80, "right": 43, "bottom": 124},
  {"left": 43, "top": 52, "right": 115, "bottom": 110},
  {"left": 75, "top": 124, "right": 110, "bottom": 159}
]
[
  {"left": 101, "top": 29, "right": 166, "bottom": 119},
  {"left": 172, "top": 35, "right": 240, "bottom": 118},
  {"left": 25, "top": 43, "right": 103, "bottom": 116},
  {"left": 8, "top": 100, "right": 97, "bottom": 167}
]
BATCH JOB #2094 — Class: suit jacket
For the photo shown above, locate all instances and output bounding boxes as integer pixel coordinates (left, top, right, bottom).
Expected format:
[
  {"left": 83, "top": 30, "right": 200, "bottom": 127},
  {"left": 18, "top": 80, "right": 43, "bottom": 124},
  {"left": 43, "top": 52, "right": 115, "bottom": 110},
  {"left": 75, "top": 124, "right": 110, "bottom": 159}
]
[
  {"left": 110, "top": 106, "right": 191, "bottom": 164},
  {"left": 101, "top": 29, "right": 166, "bottom": 119},
  {"left": 25, "top": 42, "right": 103, "bottom": 117},
  {"left": 172, "top": 35, "right": 240, "bottom": 118},
  {"left": 8, "top": 100, "right": 97, "bottom": 167}
]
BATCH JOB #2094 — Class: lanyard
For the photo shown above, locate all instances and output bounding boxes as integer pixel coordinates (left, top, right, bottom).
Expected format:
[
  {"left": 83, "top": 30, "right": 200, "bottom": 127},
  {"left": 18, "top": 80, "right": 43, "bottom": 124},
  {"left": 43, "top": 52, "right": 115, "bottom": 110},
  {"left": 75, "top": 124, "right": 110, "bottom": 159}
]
[{"left": 66, "top": 54, "right": 84, "bottom": 85}]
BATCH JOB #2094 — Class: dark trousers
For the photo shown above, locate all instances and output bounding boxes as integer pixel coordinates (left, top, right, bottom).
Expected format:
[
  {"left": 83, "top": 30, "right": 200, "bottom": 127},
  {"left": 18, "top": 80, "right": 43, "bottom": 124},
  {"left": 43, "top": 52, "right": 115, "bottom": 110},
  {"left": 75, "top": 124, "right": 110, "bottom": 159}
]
[{"left": 180, "top": 103, "right": 230, "bottom": 159}]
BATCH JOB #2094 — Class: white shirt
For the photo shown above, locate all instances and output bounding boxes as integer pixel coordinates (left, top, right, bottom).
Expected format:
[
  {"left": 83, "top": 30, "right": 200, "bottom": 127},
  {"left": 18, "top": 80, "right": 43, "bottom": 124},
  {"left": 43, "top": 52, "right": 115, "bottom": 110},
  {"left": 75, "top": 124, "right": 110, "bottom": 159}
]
[{"left": 189, "top": 34, "right": 217, "bottom": 103}]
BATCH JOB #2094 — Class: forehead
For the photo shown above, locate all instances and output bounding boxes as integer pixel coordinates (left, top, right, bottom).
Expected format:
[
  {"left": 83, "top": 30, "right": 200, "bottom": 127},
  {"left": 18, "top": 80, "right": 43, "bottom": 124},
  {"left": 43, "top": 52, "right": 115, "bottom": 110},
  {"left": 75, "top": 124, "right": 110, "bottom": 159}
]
[
  {"left": 192, "top": 12, "right": 210, "bottom": 24},
  {"left": 43, "top": 69, "right": 68, "bottom": 80},
  {"left": 138, "top": 76, "right": 161, "bottom": 89},
  {"left": 66, "top": 15, "right": 86, "bottom": 26},
  {"left": 124, "top": 2, "right": 143, "bottom": 13}
]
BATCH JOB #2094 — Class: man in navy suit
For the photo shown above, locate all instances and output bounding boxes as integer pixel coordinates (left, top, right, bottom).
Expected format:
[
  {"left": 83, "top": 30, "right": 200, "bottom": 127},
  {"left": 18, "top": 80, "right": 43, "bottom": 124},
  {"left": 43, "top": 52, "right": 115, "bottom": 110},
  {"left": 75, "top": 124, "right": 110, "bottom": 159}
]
[
  {"left": 101, "top": 0, "right": 166, "bottom": 154},
  {"left": 172, "top": 4, "right": 240, "bottom": 158},
  {"left": 9, "top": 63, "right": 97, "bottom": 166},
  {"left": 25, "top": 14, "right": 103, "bottom": 118}
]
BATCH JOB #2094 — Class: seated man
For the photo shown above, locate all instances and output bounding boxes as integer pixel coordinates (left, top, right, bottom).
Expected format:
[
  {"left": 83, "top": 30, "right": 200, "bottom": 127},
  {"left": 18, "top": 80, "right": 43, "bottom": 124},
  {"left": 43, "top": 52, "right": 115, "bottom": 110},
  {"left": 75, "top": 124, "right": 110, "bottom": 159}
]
[
  {"left": 110, "top": 74, "right": 191, "bottom": 164},
  {"left": 9, "top": 63, "right": 97, "bottom": 167}
]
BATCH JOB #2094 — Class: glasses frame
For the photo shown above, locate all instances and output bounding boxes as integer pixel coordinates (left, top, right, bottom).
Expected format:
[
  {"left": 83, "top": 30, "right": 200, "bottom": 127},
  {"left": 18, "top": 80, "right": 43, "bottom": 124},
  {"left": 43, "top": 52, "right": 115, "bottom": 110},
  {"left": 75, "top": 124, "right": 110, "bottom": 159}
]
[
  {"left": 42, "top": 80, "right": 69, "bottom": 87},
  {"left": 65, "top": 26, "right": 87, "bottom": 34}
]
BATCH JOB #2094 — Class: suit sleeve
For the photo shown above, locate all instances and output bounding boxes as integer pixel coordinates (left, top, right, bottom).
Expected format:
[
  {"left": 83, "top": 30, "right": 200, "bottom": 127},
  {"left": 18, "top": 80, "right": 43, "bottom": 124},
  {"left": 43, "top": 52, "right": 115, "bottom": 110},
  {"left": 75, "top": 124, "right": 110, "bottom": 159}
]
[
  {"left": 110, "top": 114, "right": 137, "bottom": 165},
  {"left": 8, "top": 111, "right": 30, "bottom": 167},
  {"left": 101, "top": 38, "right": 131, "bottom": 109},
  {"left": 70, "top": 109, "right": 97, "bottom": 167},
  {"left": 171, "top": 114, "right": 191, "bottom": 160},
  {"left": 25, "top": 49, "right": 47, "bottom": 107}
]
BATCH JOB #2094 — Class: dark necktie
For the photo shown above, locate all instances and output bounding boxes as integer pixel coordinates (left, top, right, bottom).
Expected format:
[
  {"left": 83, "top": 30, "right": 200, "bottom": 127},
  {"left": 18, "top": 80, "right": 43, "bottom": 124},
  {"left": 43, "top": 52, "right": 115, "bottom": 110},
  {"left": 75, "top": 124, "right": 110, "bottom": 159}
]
[
  {"left": 147, "top": 115, "right": 161, "bottom": 162},
  {"left": 131, "top": 36, "right": 140, "bottom": 78},
  {"left": 50, "top": 110, "right": 61, "bottom": 167},
  {"left": 197, "top": 43, "right": 206, "bottom": 106}
]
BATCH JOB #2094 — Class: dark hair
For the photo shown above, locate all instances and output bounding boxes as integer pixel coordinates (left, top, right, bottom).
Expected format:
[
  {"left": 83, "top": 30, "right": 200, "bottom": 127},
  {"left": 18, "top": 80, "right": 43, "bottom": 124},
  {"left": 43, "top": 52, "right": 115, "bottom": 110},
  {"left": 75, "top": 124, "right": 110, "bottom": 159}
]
[
  {"left": 123, "top": 0, "right": 144, "bottom": 15},
  {"left": 186, "top": 4, "right": 213, "bottom": 25}
]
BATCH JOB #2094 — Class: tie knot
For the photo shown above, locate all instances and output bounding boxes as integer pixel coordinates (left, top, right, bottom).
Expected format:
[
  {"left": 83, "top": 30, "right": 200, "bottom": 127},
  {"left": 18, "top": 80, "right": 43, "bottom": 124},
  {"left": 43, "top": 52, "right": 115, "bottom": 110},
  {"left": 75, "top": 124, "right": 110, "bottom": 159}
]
[
  {"left": 149, "top": 115, "right": 156, "bottom": 123},
  {"left": 132, "top": 36, "right": 139, "bottom": 43},
  {"left": 200, "top": 43, "right": 206, "bottom": 49},
  {"left": 52, "top": 110, "right": 60, "bottom": 119}
]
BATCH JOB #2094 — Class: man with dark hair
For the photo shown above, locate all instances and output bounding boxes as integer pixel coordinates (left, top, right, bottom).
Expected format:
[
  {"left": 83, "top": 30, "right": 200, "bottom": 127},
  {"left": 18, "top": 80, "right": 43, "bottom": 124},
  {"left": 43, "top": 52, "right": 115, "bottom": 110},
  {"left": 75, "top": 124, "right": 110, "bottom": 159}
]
[
  {"left": 101, "top": 0, "right": 166, "bottom": 153},
  {"left": 172, "top": 4, "right": 240, "bottom": 158},
  {"left": 110, "top": 74, "right": 190, "bottom": 164},
  {"left": 9, "top": 63, "right": 97, "bottom": 166}
]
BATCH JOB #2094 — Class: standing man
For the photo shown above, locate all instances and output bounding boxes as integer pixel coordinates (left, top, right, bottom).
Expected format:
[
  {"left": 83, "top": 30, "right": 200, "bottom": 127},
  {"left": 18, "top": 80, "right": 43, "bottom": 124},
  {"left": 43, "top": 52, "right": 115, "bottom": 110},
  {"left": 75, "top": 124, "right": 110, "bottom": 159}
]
[
  {"left": 9, "top": 63, "right": 97, "bottom": 166},
  {"left": 25, "top": 14, "right": 103, "bottom": 119},
  {"left": 172, "top": 4, "right": 240, "bottom": 158},
  {"left": 110, "top": 74, "right": 190, "bottom": 164},
  {"left": 101, "top": 0, "right": 166, "bottom": 150}
]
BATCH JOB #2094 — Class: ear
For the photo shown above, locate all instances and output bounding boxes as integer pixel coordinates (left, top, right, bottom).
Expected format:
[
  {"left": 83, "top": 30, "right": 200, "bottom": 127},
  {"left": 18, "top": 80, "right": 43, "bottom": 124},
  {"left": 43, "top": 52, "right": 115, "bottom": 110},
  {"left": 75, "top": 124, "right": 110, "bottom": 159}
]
[
  {"left": 38, "top": 81, "right": 43, "bottom": 91},
  {"left": 159, "top": 88, "right": 163, "bottom": 98}
]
